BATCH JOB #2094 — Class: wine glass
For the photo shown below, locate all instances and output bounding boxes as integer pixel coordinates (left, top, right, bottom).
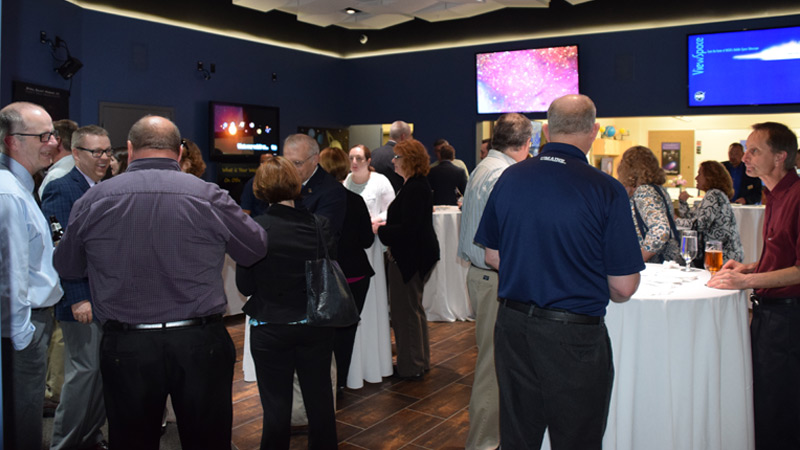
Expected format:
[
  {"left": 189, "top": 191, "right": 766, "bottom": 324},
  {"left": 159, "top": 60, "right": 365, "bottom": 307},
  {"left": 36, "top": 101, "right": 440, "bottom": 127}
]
[{"left": 680, "top": 230, "right": 698, "bottom": 272}]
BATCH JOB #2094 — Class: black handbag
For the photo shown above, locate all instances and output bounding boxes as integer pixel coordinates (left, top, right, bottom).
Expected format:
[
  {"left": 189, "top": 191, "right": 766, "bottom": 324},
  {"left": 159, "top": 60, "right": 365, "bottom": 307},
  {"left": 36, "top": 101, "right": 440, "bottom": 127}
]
[{"left": 305, "top": 215, "right": 360, "bottom": 327}]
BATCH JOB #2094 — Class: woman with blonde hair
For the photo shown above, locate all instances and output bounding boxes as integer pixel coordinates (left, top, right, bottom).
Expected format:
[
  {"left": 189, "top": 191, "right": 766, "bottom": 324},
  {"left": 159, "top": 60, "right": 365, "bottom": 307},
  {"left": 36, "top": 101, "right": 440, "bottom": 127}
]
[
  {"left": 677, "top": 160, "right": 744, "bottom": 265},
  {"left": 617, "top": 145, "right": 682, "bottom": 263}
]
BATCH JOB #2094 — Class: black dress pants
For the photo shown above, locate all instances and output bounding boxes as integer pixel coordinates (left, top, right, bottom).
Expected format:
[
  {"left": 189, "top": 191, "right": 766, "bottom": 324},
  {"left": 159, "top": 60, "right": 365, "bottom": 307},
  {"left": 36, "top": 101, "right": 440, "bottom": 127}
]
[
  {"left": 751, "top": 303, "right": 800, "bottom": 450},
  {"left": 250, "top": 323, "right": 337, "bottom": 450},
  {"left": 494, "top": 304, "right": 613, "bottom": 450},
  {"left": 100, "top": 320, "right": 235, "bottom": 450}
]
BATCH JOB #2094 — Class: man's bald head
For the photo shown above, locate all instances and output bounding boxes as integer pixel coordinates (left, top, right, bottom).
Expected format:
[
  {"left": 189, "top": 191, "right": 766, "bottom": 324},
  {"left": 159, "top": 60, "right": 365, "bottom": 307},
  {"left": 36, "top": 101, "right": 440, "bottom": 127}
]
[
  {"left": 544, "top": 95, "right": 600, "bottom": 153},
  {"left": 389, "top": 121, "right": 412, "bottom": 142},
  {"left": 128, "top": 116, "right": 181, "bottom": 154}
]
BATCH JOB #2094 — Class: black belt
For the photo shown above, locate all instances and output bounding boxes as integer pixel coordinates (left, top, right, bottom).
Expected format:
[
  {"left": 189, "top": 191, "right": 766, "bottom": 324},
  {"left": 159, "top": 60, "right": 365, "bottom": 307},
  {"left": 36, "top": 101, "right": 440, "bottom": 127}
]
[
  {"left": 499, "top": 298, "right": 602, "bottom": 325},
  {"left": 750, "top": 294, "right": 800, "bottom": 307},
  {"left": 104, "top": 314, "right": 222, "bottom": 331}
]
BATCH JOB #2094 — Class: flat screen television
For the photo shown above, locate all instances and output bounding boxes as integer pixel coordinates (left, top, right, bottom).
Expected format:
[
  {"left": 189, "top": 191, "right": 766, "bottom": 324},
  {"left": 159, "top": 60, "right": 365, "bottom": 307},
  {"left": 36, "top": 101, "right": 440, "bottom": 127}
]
[
  {"left": 476, "top": 45, "right": 579, "bottom": 114},
  {"left": 209, "top": 101, "right": 280, "bottom": 162},
  {"left": 688, "top": 25, "right": 800, "bottom": 107}
]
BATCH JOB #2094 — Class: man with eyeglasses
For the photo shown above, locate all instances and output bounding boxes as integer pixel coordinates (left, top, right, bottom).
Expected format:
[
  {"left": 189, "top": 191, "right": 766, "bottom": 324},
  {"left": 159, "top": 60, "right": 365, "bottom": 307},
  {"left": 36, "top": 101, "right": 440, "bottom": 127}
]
[
  {"left": 53, "top": 115, "right": 267, "bottom": 449},
  {"left": 41, "top": 125, "right": 112, "bottom": 450},
  {"left": 283, "top": 133, "right": 346, "bottom": 237},
  {"left": 0, "top": 101, "right": 64, "bottom": 450}
]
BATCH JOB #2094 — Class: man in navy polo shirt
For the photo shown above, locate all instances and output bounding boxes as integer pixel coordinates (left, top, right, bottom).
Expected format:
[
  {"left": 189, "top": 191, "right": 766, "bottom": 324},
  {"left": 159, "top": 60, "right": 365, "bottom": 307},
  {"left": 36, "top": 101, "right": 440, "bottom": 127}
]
[{"left": 475, "top": 94, "right": 643, "bottom": 449}]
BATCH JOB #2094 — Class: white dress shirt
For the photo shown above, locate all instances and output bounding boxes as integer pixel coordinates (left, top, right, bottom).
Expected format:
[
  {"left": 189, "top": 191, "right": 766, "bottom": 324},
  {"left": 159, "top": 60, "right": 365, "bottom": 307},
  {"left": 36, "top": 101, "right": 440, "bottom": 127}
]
[
  {"left": 457, "top": 149, "right": 517, "bottom": 270},
  {"left": 0, "top": 153, "right": 63, "bottom": 349}
]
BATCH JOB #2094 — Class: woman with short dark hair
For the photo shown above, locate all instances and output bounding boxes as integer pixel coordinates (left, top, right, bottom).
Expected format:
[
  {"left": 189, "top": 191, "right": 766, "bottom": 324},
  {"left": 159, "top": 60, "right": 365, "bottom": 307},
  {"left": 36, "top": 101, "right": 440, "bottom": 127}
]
[
  {"left": 375, "top": 138, "right": 440, "bottom": 380},
  {"left": 677, "top": 160, "right": 744, "bottom": 264},
  {"left": 236, "top": 156, "right": 338, "bottom": 449}
]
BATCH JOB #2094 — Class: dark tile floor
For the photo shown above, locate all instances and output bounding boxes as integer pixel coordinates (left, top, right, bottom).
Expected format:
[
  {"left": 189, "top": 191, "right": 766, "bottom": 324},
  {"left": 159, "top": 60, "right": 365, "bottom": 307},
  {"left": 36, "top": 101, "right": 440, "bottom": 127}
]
[{"left": 227, "top": 315, "right": 477, "bottom": 450}]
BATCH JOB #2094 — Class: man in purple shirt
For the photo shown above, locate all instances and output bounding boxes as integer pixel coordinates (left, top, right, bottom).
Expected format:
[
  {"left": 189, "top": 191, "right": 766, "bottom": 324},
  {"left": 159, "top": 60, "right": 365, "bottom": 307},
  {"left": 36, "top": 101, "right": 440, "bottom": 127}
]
[{"left": 54, "top": 115, "right": 268, "bottom": 450}]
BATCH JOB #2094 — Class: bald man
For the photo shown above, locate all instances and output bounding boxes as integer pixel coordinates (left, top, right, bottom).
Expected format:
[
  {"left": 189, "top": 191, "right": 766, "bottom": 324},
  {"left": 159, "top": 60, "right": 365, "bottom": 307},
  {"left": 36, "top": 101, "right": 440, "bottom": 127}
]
[
  {"left": 54, "top": 115, "right": 268, "bottom": 450},
  {"left": 475, "top": 95, "right": 643, "bottom": 449},
  {"left": 0, "top": 101, "right": 63, "bottom": 450}
]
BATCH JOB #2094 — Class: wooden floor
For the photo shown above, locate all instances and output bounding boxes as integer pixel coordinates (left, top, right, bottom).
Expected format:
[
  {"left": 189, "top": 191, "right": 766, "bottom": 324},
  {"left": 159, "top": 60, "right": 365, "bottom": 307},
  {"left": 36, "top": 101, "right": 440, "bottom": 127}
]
[{"left": 226, "top": 315, "right": 478, "bottom": 450}]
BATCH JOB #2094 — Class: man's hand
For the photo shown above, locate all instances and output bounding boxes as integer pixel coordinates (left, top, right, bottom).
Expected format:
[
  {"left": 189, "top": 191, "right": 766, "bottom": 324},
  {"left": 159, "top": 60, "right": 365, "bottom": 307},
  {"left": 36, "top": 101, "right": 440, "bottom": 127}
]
[
  {"left": 707, "top": 260, "right": 755, "bottom": 290},
  {"left": 71, "top": 300, "right": 93, "bottom": 324},
  {"left": 707, "top": 270, "right": 750, "bottom": 290},
  {"left": 734, "top": 198, "right": 746, "bottom": 205}
]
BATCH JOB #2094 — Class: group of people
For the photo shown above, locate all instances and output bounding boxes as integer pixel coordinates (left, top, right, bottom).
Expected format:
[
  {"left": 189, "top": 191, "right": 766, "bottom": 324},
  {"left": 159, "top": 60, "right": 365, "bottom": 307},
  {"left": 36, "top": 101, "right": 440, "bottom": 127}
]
[
  {"left": 3, "top": 92, "right": 800, "bottom": 450},
  {"left": 459, "top": 95, "right": 800, "bottom": 450}
]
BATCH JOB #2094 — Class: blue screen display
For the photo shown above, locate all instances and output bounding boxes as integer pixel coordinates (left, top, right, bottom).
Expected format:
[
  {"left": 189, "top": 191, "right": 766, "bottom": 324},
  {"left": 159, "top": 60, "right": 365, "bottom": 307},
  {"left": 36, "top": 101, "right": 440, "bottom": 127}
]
[{"left": 688, "top": 26, "right": 800, "bottom": 107}]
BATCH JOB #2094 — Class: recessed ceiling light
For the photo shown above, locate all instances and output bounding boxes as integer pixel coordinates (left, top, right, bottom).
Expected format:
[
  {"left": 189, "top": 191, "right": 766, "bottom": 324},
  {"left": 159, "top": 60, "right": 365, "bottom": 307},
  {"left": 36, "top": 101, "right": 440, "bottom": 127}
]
[{"left": 344, "top": 7, "right": 360, "bottom": 15}]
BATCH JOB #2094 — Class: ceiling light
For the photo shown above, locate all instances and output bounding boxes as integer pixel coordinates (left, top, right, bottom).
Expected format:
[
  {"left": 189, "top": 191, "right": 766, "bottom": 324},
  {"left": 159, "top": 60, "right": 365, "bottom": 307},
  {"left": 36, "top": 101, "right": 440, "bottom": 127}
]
[{"left": 344, "top": 7, "right": 360, "bottom": 15}]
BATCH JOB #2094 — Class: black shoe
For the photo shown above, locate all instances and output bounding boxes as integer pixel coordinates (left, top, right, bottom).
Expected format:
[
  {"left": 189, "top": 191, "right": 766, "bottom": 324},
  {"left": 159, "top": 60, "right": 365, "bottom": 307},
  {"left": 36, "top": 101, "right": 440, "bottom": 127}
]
[{"left": 392, "top": 366, "right": 424, "bottom": 381}]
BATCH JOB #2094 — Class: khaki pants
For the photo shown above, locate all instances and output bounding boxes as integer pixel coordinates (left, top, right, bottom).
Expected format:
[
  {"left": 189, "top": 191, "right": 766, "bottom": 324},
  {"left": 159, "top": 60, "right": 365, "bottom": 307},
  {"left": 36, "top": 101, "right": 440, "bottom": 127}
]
[{"left": 465, "top": 266, "right": 500, "bottom": 450}]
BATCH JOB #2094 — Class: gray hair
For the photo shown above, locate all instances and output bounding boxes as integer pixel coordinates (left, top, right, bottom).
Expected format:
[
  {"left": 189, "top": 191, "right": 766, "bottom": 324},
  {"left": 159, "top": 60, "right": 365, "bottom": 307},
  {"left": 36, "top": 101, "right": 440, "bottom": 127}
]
[
  {"left": 284, "top": 133, "right": 320, "bottom": 157},
  {"left": 389, "top": 121, "right": 411, "bottom": 141},
  {"left": 546, "top": 95, "right": 596, "bottom": 136},
  {"left": 128, "top": 115, "right": 181, "bottom": 153},
  {"left": 71, "top": 125, "right": 109, "bottom": 149},
  {"left": 0, "top": 102, "right": 38, "bottom": 154},
  {"left": 492, "top": 113, "right": 534, "bottom": 152}
]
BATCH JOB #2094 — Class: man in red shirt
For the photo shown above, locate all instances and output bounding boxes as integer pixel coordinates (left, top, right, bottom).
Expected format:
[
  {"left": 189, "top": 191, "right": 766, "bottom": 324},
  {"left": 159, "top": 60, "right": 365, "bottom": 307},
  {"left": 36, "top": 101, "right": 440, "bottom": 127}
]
[{"left": 709, "top": 121, "right": 800, "bottom": 450}]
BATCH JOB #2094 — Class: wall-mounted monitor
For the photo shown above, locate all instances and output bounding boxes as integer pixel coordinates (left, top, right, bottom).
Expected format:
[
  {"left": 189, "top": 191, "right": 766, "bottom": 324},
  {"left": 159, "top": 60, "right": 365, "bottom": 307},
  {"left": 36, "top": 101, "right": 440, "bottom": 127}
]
[
  {"left": 476, "top": 45, "right": 579, "bottom": 114},
  {"left": 209, "top": 101, "right": 280, "bottom": 162},
  {"left": 688, "top": 25, "right": 800, "bottom": 107}
]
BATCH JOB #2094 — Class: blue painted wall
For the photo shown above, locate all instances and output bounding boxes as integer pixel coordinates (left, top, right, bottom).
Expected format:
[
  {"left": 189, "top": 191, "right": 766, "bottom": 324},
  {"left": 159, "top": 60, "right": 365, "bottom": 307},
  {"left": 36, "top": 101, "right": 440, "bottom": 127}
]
[{"left": 3, "top": 0, "right": 799, "bottom": 172}]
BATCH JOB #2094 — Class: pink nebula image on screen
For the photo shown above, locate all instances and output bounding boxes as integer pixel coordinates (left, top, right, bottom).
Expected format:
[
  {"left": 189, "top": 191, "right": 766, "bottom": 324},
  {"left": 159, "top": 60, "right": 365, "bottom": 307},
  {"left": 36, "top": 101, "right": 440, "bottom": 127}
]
[{"left": 477, "top": 46, "right": 579, "bottom": 114}]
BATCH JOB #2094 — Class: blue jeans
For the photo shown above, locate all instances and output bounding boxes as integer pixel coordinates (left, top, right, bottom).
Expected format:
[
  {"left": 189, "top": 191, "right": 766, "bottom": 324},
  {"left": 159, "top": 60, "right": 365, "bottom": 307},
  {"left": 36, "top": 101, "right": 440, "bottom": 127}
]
[{"left": 494, "top": 303, "right": 613, "bottom": 450}]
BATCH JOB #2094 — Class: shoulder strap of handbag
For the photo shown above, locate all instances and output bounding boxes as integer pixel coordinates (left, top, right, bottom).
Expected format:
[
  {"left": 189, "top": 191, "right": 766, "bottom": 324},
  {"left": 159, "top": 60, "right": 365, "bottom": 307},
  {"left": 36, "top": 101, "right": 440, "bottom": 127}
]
[
  {"left": 649, "top": 184, "right": 680, "bottom": 242},
  {"left": 312, "top": 215, "right": 331, "bottom": 261}
]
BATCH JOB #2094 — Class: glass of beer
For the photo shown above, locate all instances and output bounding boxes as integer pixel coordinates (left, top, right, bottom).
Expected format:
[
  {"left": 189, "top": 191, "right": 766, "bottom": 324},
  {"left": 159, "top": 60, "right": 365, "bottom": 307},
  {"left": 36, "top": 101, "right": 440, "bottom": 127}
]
[{"left": 705, "top": 240, "right": 723, "bottom": 274}]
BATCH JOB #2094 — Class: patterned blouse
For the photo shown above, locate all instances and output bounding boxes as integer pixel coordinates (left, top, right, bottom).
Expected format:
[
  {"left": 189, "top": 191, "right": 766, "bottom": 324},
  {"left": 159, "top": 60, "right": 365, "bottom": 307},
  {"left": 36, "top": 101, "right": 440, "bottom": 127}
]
[
  {"left": 630, "top": 184, "right": 682, "bottom": 264},
  {"left": 676, "top": 189, "right": 744, "bottom": 263}
]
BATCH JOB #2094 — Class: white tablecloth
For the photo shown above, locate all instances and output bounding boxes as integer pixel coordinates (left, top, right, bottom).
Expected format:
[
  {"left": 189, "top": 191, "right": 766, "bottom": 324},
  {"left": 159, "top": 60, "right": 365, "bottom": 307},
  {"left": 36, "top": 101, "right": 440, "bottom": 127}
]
[
  {"left": 732, "top": 205, "right": 765, "bottom": 264},
  {"left": 345, "top": 237, "right": 393, "bottom": 388},
  {"left": 541, "top": 263, "right": 753, "bottom": 450},
  {"left": 422, "top": 208, "right": 473, "bottom": 322}
]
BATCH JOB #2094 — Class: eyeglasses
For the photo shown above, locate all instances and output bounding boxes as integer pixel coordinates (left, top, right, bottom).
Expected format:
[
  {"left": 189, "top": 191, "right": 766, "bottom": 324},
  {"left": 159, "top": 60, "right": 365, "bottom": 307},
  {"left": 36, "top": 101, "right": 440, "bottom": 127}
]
[
  {"left": 290, "top": 154, "right": 314, "bottom": 168},
  {"left": 392, "top": 154, "right": 403, "bottom": 160},
  {"left": 10, "top": 130, "right": 58, "bottom": 143},
  {"left": 75, "top": 146, "right": 113, "bottom": 158},
  {"left": 349, "top": 156, "right": 365, "bottom": 162},
  {"left": 180, "top": 138, "right": 188, "bottom": 148}
]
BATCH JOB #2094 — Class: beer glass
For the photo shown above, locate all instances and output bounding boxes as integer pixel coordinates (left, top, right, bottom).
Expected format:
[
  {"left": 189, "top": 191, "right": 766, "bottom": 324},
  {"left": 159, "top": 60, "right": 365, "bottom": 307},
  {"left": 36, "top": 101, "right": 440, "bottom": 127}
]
[{"left": 705, "top": 240, "right": 723, "bottom": 275}]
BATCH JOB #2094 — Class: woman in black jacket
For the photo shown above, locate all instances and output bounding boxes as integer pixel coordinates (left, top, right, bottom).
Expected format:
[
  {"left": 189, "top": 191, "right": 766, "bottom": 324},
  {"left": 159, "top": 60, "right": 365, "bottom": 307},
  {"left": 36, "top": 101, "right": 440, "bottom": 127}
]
[
  {"left": 375, "top": 139, "right": 440, "bottom": 380},
  {"left": 236, "top": 157, "right": 337, "bottom": 449},
  {"left": 319, "top": 147, "right": 374, "bottom": 390}
]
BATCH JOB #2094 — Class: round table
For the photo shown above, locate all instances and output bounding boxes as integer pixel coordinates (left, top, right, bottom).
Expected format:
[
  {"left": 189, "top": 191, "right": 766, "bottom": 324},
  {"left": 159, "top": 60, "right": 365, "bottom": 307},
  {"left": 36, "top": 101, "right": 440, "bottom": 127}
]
[{"left": 541, "top": 263, "right": 753, "bottom": 450}]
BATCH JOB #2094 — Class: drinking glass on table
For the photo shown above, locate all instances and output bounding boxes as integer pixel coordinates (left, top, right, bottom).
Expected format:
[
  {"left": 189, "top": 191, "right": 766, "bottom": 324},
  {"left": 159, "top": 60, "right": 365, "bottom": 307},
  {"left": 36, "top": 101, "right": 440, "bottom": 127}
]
[
  {"left": 680, "top": 230, "right": 698, "bottom": 272},
  {"left": 704, "top": 240, "right": 723, "bottom": 275}
]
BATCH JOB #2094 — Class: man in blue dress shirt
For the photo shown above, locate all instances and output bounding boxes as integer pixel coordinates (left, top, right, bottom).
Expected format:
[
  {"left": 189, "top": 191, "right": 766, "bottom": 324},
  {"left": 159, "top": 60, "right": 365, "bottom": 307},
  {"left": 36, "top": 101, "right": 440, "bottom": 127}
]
[{"left": 0, "top": 101, "right": 64, "bottom": 450}]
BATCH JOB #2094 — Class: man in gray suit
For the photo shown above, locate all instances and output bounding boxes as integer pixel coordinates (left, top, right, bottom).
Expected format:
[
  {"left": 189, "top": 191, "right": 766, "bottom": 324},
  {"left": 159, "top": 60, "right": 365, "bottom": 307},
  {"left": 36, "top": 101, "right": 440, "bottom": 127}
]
[
  {"left": 370, "top": 120, "right": 410, "bottom": 193},
  {"left": 42, "top": 125, "right": 112, "bottom": 450}
]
